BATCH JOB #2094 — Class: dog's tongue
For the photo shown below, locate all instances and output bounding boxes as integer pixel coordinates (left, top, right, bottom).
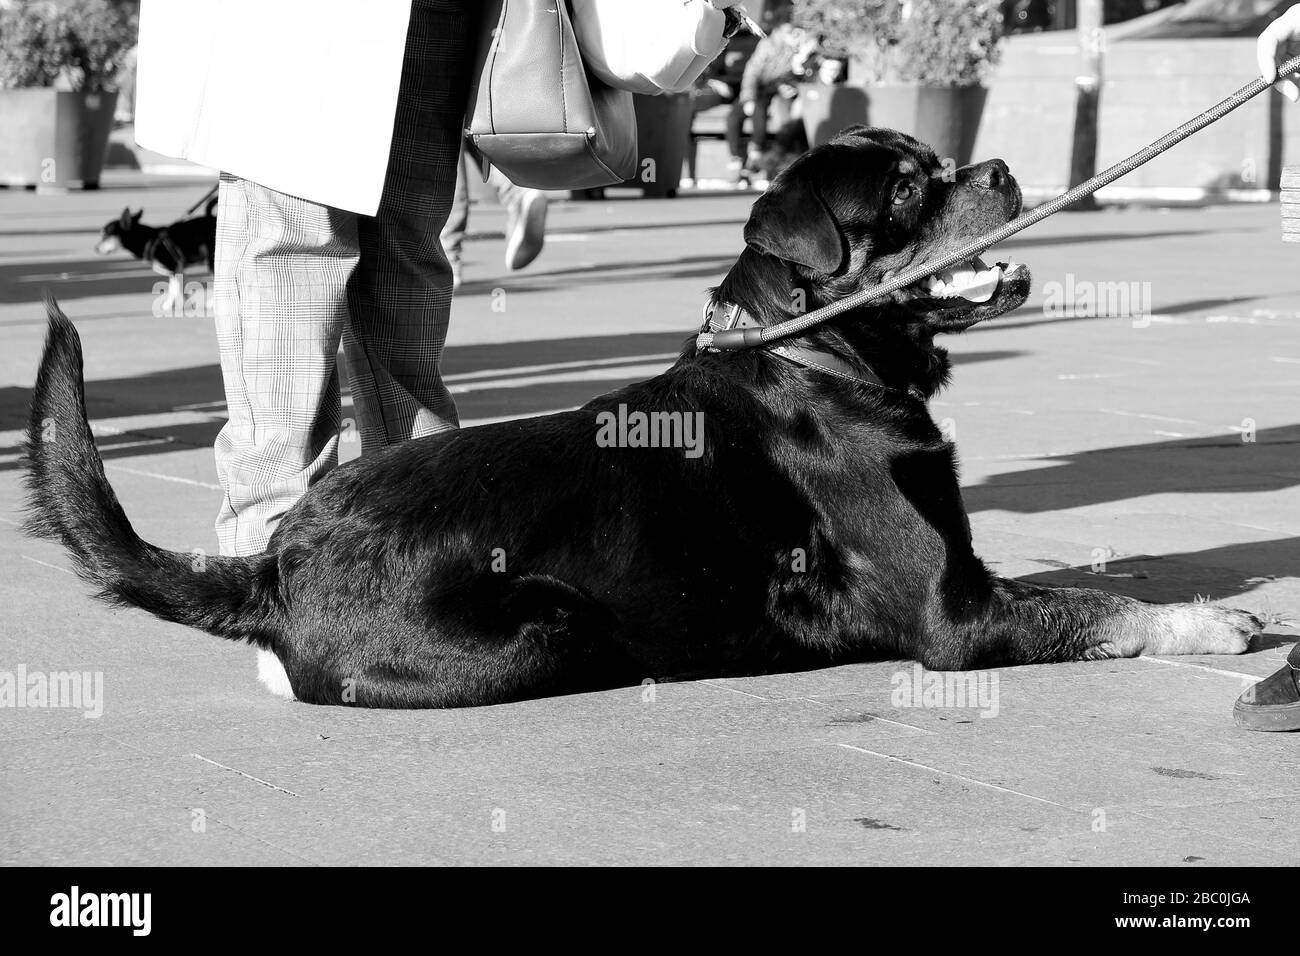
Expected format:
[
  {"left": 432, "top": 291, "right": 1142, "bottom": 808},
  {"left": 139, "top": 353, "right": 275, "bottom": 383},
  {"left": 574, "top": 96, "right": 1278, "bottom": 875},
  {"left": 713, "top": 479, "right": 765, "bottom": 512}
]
[{"left": 924, "top": 258, "right": 1002, "bottom": 303}]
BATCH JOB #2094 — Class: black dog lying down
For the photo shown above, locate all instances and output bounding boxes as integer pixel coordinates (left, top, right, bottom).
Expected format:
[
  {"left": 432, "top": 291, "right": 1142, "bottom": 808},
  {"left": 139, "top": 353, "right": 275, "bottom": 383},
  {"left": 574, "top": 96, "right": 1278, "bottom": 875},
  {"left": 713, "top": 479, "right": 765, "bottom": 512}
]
[{"left": 26, "top": 127, "right": 1258, "bottom": 708}]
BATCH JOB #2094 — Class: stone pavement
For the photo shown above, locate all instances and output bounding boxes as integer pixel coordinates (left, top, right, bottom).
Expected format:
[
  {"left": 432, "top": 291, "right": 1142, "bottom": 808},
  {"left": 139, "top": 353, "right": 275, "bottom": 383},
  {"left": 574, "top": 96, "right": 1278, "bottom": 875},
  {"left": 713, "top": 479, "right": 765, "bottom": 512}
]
[{"left": 1, "top": 173, "right": 1298, "bottom": 865}]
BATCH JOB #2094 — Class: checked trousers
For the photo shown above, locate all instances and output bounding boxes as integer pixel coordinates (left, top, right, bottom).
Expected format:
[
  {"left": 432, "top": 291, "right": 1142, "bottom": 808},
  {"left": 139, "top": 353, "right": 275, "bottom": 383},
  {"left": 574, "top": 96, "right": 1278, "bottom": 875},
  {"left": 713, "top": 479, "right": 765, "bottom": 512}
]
[{"left": 212, "top": 0, "right": 475, "bottom": 558}]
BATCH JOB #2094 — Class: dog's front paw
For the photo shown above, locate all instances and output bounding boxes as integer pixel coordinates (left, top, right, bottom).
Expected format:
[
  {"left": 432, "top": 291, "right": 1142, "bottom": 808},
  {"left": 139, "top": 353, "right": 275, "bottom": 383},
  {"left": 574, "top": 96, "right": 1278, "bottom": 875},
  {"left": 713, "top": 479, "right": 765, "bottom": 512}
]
[{"left": 1146, "top": 603, "right": 1260, "bottom": 656}]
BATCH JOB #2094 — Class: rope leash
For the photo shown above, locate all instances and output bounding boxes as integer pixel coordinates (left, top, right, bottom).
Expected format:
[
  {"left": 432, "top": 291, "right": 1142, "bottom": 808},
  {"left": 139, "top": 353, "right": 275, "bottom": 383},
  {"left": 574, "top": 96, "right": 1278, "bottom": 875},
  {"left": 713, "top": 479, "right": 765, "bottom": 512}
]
[{"left": 697, "top": 52, "right": 1300, "bottom": 352}]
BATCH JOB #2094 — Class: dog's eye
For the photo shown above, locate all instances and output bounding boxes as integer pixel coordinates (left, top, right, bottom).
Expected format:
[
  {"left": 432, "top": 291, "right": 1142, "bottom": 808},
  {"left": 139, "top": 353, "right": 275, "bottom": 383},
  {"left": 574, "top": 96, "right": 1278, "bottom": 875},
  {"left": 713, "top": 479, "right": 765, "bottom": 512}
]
[{"left": 892, "top": 182, "right": 915, "bottom": 205}]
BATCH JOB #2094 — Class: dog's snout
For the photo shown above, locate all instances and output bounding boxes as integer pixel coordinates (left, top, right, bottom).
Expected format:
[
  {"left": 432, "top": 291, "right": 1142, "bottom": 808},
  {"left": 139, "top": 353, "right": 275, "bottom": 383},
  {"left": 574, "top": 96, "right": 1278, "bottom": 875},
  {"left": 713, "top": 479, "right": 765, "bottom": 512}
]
[{"left": 959, "top": 159, "right": 1010, "bottom": 190}]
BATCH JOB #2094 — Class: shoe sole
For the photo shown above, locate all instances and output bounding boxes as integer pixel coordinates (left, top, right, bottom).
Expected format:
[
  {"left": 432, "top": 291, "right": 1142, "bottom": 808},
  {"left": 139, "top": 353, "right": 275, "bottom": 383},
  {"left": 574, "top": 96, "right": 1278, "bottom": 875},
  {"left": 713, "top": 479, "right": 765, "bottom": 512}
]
[{"left": 1233, "top": 698, "right": 1300, "bottom": 731}]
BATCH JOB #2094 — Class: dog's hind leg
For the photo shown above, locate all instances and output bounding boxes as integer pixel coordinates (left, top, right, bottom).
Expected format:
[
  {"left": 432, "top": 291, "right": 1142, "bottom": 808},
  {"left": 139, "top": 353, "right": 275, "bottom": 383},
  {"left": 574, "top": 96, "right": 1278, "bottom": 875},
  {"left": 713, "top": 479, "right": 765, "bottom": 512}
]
[
  {"left": 168, "top": 273, "right": 184, "bottom": 313},
  {"left": 290, "top": 573, "right": 637, "bottom": 708},
  {"left": 920, "top": 577, "right": 1259, "bottom": 670},
  {"left": 150, "top": 264, "right": 181, "bottom": 316}
]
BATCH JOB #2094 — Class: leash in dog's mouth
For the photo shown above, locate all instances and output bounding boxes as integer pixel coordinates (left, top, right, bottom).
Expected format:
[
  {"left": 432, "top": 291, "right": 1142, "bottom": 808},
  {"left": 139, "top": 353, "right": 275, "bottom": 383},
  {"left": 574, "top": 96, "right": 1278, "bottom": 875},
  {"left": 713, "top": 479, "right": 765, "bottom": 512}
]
[{"left": 701, "top": 252, "right": 1027, "bottom": 359}]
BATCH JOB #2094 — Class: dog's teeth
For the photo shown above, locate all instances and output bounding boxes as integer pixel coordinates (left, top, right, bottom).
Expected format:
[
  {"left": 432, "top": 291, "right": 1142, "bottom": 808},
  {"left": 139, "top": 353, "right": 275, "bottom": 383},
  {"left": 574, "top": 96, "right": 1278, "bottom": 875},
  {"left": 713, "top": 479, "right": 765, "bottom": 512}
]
[
  {"left": 945, "top": 263, "right": 1001, "bottom": 303},
  {"left": 914, "top": 257, "right": 1014, "bottom": 304}
]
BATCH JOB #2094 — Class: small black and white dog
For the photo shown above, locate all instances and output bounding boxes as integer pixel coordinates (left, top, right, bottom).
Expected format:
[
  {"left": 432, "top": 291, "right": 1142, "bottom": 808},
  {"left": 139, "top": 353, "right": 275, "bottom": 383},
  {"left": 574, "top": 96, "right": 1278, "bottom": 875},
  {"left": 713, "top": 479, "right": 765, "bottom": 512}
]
[
  {"left": 29, "top": 127, "right": 1259, "bottom": 708},
  {"left": 95, "top": 198, "right": 217, "bottom": 313}
]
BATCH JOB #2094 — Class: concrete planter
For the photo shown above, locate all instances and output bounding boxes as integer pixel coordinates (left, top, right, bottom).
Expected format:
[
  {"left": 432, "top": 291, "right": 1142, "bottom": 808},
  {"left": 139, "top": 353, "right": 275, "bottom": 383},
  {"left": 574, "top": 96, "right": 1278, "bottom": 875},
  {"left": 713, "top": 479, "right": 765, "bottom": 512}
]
[
  {"left": 799, "top": 84, "right": 869, "bottom": 147},
  {"left": 798, "top": 82, "right": 987, "bottom": 168},
  {"left": 0, "top": 89, "right": 119, "bottom": 189},
  {"left": 624, "top": 92, "right": 692, "bottom": 198},
  {"left": 860, "top": 84, "right": 988, "bottom": 168}
]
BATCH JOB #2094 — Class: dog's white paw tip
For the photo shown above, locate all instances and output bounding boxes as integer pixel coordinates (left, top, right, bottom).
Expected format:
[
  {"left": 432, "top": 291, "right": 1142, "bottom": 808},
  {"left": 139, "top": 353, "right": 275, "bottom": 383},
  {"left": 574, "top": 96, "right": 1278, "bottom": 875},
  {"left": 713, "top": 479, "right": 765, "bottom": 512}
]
[
  {"left": 1211, "top": 608, "right": 1261, "bottom": 655},
  {"left": 256, "top": 649, "right": 296, "bottom": 700},
  {"left": 1132, "top": 604, "right": 1261, "bottom": 657},
  {"left": 1181, "top": 605, "right": 1259, "bottom": 656}
]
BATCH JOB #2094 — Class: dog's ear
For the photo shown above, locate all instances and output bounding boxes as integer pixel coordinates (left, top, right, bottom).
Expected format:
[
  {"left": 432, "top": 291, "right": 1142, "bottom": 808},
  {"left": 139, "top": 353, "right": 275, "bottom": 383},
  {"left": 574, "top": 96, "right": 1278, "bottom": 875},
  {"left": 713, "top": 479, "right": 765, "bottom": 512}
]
[
  {"left": 743, "top": 172, "right": 844, "bottom": 273},
  {"left": 131, "top": 209, "right": 143, "bottom": 223},
  {"left": 118, "top": 208, "right": 133, "bottom": 229}
]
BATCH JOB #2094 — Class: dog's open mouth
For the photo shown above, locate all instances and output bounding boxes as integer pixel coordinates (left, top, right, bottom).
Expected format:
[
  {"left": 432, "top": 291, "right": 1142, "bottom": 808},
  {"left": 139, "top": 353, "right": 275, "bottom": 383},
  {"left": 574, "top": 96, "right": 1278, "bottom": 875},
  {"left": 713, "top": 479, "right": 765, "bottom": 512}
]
[
  {"left": 914, "top": 257, "right": 1009, "bottom": 304},
  {"left": 899, "top": 255, "right": 1031, "bottom": 329}
]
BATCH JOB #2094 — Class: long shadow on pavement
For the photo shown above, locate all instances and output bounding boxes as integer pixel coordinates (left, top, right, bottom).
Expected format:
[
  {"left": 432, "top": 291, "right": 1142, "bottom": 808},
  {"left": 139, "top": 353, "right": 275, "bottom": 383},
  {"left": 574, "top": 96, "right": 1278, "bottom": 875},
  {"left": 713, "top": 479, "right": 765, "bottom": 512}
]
[
  {"left": 3, "top": 252, "right": 735, "bottom": 305},
  {"left": 0, "top": 332, "right": 1024, "bottom": 470},
  {"left": 0, "top": 258, "right": 163, "bottom": 304},
  {"left": 963, "top": 424, "right": 1300, "bottom": 515}
]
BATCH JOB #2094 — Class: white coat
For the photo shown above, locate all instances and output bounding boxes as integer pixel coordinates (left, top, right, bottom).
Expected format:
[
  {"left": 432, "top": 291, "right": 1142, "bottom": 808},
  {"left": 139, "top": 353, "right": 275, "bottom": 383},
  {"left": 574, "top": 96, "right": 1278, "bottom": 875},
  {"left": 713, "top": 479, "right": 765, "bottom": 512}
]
[{"left": 133, "top": 0, "right": 740, "bottom": 215}]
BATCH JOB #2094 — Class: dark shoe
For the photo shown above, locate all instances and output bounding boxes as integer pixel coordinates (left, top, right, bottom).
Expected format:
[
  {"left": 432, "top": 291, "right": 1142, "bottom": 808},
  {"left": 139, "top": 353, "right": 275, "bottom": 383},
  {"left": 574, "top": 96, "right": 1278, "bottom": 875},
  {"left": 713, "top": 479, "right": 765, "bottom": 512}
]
[{"left": 1233, "top": 643, "right": 1300, "bottom": 731}]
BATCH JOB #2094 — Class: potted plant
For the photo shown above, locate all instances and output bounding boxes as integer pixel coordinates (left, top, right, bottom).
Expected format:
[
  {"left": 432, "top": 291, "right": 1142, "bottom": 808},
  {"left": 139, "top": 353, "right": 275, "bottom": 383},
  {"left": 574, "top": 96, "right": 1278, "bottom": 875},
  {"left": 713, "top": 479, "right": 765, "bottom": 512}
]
[
  {"left": 0, "top": 0, "right": 137, "bottom": 190},
  {"left": 792, "top": 0, "right": 1003, "bottom": 166}
]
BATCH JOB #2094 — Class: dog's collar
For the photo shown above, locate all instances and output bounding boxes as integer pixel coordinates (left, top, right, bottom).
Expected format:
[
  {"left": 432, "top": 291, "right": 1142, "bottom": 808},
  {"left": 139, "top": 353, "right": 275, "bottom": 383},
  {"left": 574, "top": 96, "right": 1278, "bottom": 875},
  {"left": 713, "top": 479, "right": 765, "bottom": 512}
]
[{"left": 702, "top": 300, "right": 910, "bottom": 397}]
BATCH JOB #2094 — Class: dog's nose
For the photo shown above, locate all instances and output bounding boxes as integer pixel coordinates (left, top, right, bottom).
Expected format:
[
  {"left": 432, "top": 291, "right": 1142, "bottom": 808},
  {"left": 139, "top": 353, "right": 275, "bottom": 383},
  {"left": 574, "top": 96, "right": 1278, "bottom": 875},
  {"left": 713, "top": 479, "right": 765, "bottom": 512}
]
[{"left": 960, "top": 159, "right": 1010, "bottom": 190}]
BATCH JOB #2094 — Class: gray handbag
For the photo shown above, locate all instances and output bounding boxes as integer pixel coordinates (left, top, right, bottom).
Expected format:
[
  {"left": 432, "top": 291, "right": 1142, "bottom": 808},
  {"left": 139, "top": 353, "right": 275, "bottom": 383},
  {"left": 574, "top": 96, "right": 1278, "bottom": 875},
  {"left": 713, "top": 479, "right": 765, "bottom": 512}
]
[{"left": 463, "top": 0, "right": 639, "bottom": 189}]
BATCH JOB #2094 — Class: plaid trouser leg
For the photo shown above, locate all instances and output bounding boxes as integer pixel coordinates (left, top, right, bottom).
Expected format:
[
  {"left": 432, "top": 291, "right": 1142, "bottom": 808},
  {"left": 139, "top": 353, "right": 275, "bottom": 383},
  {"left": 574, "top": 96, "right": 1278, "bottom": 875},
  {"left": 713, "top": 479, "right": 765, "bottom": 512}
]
[
  {"left": 212, "top": 175, "right": 360, "bottom": 557},
  {"left": 342, "top": 0, "right": 474, "bottom": 454},
  {"left": 214, "top": 0, "right": 476, "bottom": 554}
]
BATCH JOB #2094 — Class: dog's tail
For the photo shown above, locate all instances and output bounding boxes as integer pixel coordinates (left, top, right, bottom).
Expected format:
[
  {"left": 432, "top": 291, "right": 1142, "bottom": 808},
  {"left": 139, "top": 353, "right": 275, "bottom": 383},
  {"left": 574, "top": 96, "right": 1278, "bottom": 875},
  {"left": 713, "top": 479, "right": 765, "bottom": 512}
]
[{"left": 23, "top": 295, "right": 283, "bottom": 650}]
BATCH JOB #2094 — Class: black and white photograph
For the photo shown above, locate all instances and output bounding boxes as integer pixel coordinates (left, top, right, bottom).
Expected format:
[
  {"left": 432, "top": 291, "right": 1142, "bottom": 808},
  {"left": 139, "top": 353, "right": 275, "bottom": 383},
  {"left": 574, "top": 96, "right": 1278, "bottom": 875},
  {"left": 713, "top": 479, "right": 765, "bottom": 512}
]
[{"left": 0, "top": 0, "right": 1297, "bottom": 912}]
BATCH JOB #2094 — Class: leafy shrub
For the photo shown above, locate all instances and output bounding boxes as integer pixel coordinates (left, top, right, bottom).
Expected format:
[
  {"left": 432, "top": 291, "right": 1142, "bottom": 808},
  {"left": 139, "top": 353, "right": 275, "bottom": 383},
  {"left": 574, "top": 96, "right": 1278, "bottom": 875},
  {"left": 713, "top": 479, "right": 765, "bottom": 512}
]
[
  {"left": 0, "top": 2, "right": 66, "bottom": 88},
  {"left": 792, "top": 0, "right": 1004, "bottom": 86},
  {"left": 0, "top": 0, "right": 137, "bottom": 91}
]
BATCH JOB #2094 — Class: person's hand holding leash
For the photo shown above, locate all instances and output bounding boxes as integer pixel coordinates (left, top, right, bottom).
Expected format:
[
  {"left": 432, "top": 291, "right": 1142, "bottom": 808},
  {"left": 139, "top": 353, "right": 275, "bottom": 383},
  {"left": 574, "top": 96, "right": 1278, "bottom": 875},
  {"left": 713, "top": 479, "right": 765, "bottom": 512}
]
[{"left": 1258, "top": 3, "right": 1300, "bottom": 101}]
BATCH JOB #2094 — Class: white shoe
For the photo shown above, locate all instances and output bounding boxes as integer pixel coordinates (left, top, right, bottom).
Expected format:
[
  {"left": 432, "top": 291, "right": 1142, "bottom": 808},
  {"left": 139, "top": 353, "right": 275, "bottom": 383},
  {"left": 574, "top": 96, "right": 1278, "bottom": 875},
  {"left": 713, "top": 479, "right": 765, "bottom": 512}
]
[{"left": 505, "top": 190, "right": 547, "bottom": 270}]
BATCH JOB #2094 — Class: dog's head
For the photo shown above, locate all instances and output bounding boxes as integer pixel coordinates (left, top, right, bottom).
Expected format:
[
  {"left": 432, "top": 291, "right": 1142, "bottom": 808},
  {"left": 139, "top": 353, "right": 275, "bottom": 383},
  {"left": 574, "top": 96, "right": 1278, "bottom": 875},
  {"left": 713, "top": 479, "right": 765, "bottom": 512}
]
[
  {"left": 741, "top": 126, "right": 1031, "bottom": 334},
  {"left": 95, "top": 208, "right": 142, "bottom": 255}
]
